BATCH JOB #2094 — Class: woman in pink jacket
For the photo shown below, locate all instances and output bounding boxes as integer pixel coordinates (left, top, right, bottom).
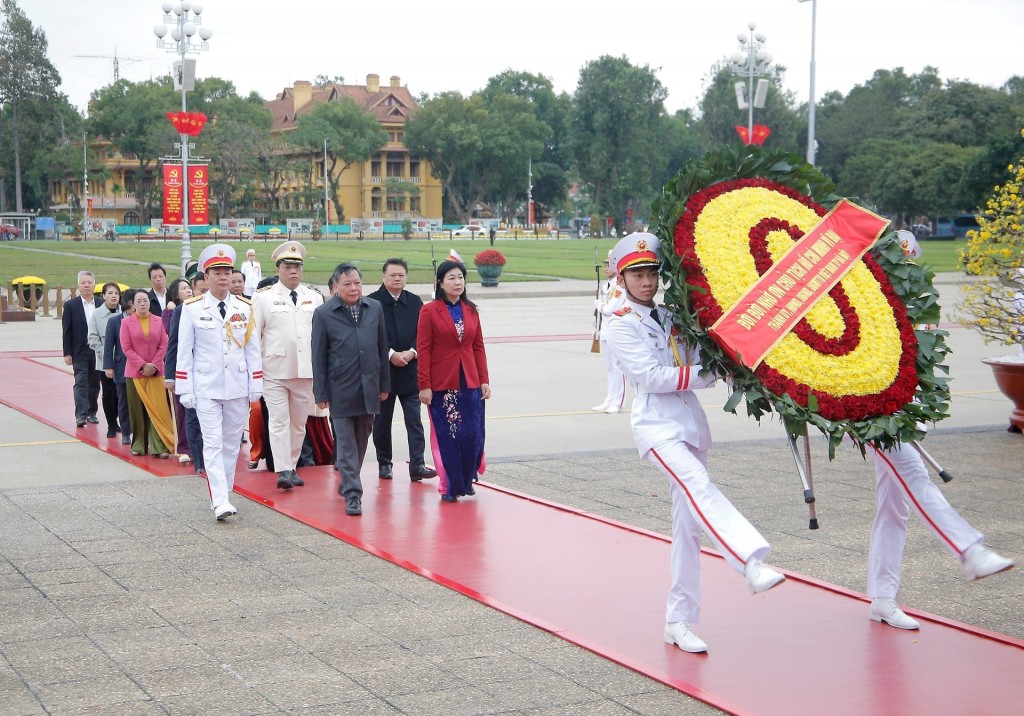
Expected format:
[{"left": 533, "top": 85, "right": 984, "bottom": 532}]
[{"left": 120, "top": 291, "right": 174, "bottom": 457}]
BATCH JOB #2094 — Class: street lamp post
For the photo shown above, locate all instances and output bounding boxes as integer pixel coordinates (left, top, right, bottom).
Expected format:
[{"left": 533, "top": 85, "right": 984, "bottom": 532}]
[
  {"left": 154, "top": 1, "right": 212, "bottom": 275},
  {"left": 798, "top": 0, "right": 818, "bottom": 165},
  {"left": 729, "top": 22, "right": 773, "bottom": 141}
]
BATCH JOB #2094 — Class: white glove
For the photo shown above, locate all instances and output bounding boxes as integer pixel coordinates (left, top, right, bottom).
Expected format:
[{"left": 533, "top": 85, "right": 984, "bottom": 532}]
[
  {"left": 179, "top": 394, "right": 196, "bottom": 410},
  {"left": 249, "top": 393, "right": 262, "bottom": 404}
]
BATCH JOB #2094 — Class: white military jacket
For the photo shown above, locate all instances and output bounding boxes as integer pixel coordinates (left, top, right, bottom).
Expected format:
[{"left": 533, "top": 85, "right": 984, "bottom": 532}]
[
  {"left": 175, "top": 291, "right": 263, "bottom": 401},
  {"left": 605, "top": 298, "right": 716, "bottom": 456},
  {"left": 253, "top": 281, "right": 323, "bottom": 380},
  {"left": 595, "top": 279, "right": 626, "bottom": 341}
]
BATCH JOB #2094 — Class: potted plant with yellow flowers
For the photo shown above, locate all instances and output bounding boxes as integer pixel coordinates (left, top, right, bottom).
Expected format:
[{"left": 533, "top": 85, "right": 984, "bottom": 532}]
[
  {"left": 473, "top": 249, "right": 507, "bottom": 287},
  {"left": 957, "top": 129, "right": 1024, "bottom": 432}
]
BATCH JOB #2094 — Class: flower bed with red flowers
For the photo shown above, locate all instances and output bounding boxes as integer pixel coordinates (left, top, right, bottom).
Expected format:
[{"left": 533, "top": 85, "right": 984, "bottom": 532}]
[
  {"left": 650, "top": 146, "right": 950, "bottom": 454},
  {"left": 473, "top": 249, "right": 507, "bottom": 266}
]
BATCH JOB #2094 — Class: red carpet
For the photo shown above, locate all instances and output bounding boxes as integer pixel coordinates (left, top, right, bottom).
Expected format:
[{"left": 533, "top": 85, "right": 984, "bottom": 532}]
[{"left": 3, "top": 351, "right": 1022, "bottom": 715}]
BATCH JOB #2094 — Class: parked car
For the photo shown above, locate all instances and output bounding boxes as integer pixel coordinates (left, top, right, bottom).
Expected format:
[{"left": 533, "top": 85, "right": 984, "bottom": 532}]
[
  {"left": 911, "top": 223, "right": 932, "bottom": 239},
  {"left": 451, "top": 224, "right": 488, "bottom": 237},
  {"left": 0, "top": 223, "right": 20, "bottom": 240}
]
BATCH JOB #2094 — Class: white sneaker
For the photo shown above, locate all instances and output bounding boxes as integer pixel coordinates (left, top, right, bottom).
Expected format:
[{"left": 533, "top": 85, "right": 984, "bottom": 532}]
[
  {"left": 664, "top": 622, "right": 708, "bottom": 653},
  {"left": 869, "top": 598, "right": 920, "bottom": 630},
  {"left": 591, "top": 404, "right": 609, "bottom": 412},
  {"left": 744, "top": 558, "right": 786, "bottom": 594},
  {"left": 962, "top": 543, "right": 1014, "bottom": 581},
  {"left": 603, "top": 405, "right": 621, "bottom": 414},
  {"left": 214, "top": 502, "right": 237, "bottom": 521}
]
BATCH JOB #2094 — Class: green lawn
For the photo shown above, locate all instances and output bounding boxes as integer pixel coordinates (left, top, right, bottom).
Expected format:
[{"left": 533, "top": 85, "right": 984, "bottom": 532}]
[
  {"left": 1, "top": 237, "right": 619, "bottom": 290},
  {"left": 0, "top": 235, "right": 966, "bottom": 291}
]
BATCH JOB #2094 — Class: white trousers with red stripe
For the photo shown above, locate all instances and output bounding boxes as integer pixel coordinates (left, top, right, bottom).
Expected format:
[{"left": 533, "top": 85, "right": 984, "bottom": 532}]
[
  {"left": 599, "top": 338, "right": 627, "bottom": 410},
  {"left": 868, "top": 443, "right": 983, "bottom": 600},
  {"left": 196, "top": 396, "right": 249, "bottom": 509},
  {"left": 648, "top": 441, "right": 771, "bottom": 625}
]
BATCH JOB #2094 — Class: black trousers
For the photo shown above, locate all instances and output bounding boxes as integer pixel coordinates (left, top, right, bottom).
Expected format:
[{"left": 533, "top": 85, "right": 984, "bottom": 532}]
[
  {"left": 97, "top": 371, "right": 118, "bottom": 431},
  {"left": 372, "top": 391, "right": 427, "bottom": 470},
  {"left": 72, "top": 356, "right": 99, "bottom": 421}
]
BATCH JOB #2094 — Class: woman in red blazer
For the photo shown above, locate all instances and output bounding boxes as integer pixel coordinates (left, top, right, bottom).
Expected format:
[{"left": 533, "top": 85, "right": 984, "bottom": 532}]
[
  {"left": 120, "top": 291, "right": 174, "bottom": 457},
  {"left": 417, "top": 259, "right": 490, "bottom": 502}
]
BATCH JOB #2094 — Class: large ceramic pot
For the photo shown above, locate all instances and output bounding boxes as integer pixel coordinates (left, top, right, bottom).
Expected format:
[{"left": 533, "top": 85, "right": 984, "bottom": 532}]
[
  {"left": 477, "top": 264, "right": 503, "bottom": 287},
  {"left": 983, "top": 357, "right": 1024, "bottom": 433}
]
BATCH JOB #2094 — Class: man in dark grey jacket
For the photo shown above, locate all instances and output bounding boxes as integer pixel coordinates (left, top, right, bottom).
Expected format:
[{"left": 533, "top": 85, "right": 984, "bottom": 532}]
[{"left": 312, "top": 263, "right": 390, "bottom": 516}]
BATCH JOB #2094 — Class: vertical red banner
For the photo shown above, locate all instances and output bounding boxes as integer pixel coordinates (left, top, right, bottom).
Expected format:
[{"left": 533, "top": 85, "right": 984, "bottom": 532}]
[
  {"left": 162, "top": 163, "right": 183, "bottom": 226},
  {"left": 188, "top": 164, "right": 209, "bottom": 226}
]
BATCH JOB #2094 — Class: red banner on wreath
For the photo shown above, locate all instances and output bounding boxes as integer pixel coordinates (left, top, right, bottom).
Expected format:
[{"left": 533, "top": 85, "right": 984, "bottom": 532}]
[
  {"left": 188, "top": 165, "right": 209, "bottom": 226},
  {"left": 709, "top": 199, "right": 889, "bottom": 369},
  {"left": 162, "top": 163, "right": 184, "bottom": 226}
]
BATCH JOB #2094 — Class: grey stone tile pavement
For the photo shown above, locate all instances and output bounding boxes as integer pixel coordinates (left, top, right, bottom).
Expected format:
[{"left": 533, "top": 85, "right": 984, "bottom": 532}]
[{"left": 2, "top": 279, "right": 1022, "bottom": 715}]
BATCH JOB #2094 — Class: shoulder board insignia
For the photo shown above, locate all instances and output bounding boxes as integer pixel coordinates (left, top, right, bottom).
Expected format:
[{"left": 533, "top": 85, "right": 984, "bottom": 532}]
[
  {"left": 236, "top": 296, "right": 252, "bottom": 305},
  {"left": 184, "top": 295, "right": 203, "bottom": 304},
  {"left": 613, "top": 307, "right": 632, "bottom": 317},
  {"left": 256, "top": 285, "right": 273, "bottom": 293}
]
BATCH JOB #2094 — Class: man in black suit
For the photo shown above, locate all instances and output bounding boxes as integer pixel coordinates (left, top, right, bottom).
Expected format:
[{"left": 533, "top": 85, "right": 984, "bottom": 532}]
[
  {"left": 147, "top": 263, "right": 169, "bottom": 317},
  {"left": 104, "top": 289, "right": 135, "bottom": 444},
  {"left": 62, "top": 270, "right": 101, "bottom": 427},
  {"left": 369, "top": 258, "right": 436, "bottom": 482},
  {"left": 312, "top": 263, "right": 391, "bottom": 516}
]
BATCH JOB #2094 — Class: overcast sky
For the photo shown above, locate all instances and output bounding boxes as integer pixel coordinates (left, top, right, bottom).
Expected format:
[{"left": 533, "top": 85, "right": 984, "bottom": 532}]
[{"left": 22, "top": 0, "right": 1024, "bottom": 116}]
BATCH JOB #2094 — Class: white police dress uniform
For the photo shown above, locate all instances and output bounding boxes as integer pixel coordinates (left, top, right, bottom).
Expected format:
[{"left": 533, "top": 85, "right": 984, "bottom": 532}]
[
  {"left": 253, "top": 241, "right": 323, "bottom": 484},
  {"left": 605, "top": 233, "right": 781, "bottom": 645},
  {"left": 594, "top": 251, "right": 628, "bottom": 413},
  {"left": 865, "top": 232, "right": 1010, "bottom": 629},
  {"left": 175, "top": 244, "right": 263, "bottom": 518}
]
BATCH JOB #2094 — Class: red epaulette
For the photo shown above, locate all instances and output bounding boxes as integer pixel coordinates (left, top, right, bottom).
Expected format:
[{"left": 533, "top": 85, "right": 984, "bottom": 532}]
[{"left": 613, "top": 307, "right": 632, "bottom": 317}]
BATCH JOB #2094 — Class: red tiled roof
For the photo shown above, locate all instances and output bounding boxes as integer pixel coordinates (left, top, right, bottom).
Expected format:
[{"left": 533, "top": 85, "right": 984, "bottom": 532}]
[{"left": 266, "top": 80, "right": 418, "bottom": 133}]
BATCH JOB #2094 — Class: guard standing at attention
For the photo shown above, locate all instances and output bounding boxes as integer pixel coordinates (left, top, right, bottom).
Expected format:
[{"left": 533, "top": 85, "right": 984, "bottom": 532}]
[
  {"left": 605, "top": 232, "right": 785, "bottom": 654},
  {"left": 176, "top": 244, "right": 263, "bottom": 520},
  {"left": 593, "top": 250, "right": 628, "bottom": 413},
  {"left": 253, "top": 241, "right": 324, "bottom": 490}
]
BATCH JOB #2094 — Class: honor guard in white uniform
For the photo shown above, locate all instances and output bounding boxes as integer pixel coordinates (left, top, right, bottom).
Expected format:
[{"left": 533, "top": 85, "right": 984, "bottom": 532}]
[
  {"left": 864, "top": 231, "right": 1013, "bottom": 630},
  {"left": 605, "top": 233, "right": 786, "bottom": 654},
  {"left": 253, "top": 241, "right": 324, "bottom": 490},
  {"left": 593, "top": 250, "right": 628, "bottom": 413},
  {"left": 175, "top": 244, "right": 263, "bottom": 520}
]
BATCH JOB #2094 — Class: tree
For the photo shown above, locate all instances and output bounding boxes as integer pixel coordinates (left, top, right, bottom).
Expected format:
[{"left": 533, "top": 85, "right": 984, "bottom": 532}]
[
  {"left": 569, "top": 56, "right": 667, "bottom": 234},
  {"left": 254, "top": 135, "right": 306, "bottom": 224},
  {"left": 697, "top": 62, "right": 800, "bottom": 154},
  {"left": 291, "top": 98, "right": 387, "bottom": 221},
  {"left": 194, "top": 83, "right": 272, "bottom": 220},
  {"left": 405, "top": 91, "right": 546, "bottom": 223},
  {"left": 481, "top": 71, "right": 570, "bottom": 214},
  {"left": 0, "top": 0, "right": 62, "bottom": 212},
  {"left": 87, "top": 78, "right": 180, "bottom": 223}
]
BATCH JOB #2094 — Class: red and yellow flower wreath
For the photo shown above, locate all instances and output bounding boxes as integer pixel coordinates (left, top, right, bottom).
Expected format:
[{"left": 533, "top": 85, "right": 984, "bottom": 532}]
[{"left": 651, "top": 147, "right": 950, "bottom": 454}]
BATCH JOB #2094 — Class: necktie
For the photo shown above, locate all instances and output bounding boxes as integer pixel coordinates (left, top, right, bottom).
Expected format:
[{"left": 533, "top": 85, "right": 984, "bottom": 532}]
[
  {"left": 290, "top": 290, "right": 298, "bottom": 306},
  {"left": 218, "top": 301, "right": 226, "bottom": 319},
  {"left": 651, "top": 308, "right": 661, "bottom": 326}
]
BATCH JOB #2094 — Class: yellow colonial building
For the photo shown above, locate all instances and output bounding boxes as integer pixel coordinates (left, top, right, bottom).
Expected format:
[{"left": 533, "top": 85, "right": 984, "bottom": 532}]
[
  {"left": 265, "top": 75, "right": 443, "bottom": 226},
  {"left": 48, "top": 73, "right": 442, "bottom": 230}
]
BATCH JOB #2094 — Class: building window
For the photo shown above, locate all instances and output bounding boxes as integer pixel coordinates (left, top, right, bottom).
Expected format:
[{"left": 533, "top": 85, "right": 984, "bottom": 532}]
[
  {"left": 371, "top": 189, "right": 382, "bottom": 213},
  {"left": 410, "top": 196, "right": 421, "bottom": 213},
  {"left": 387, "top": 153, "right": 404, "bottom": 178},
  {"left": 371, "top": 160, "right": 381, "bottom": 178},
  {"left": 409, "top": 160, "right": 419, "bottom": 179},
  {"left": 123, "top": 211, "right": 140, "bottom": 225},
  {"left": 387, "top": 193, "right": 403, "bottom": 213}
]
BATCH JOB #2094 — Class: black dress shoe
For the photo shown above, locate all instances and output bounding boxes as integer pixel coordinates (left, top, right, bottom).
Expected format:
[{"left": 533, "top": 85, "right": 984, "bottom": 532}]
[
  {"left": 466, "top": 485, "right": 476, "bottom": 496},
  {"left": 378, "top": 464, "right": 393, "bottom": 480},
  {"left": 86, "top": 416, "right": 99, "bottom": 424},
  {"left": 409, "top": 466, "right": 438, "bottom": 482},
  {"left": 247, "top": 460, "right": 259, "bottom": 469},
  {"left": 441, "top": 494, "right": 458, "bottom": 503},
  {"left": 345, "top": 497, "right": 362, "bottom": 515},
  {"left": 76, "top": 421, "right": 86, "bottom": 428},
  {"left": 288, "top": 470, "right": 304, "bottom": 487},
  {"left": 106, "top": 428, "right": 117, "bottom": 438},
  {"left": 276, "top": 472, "right": 294, "bottom": 490},
  {"left": 121, "top": 435, "right": 132, "bottom": 444}
]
